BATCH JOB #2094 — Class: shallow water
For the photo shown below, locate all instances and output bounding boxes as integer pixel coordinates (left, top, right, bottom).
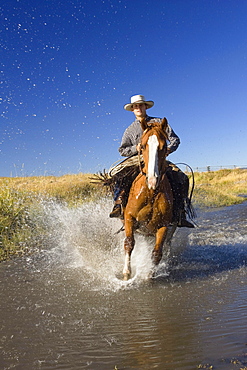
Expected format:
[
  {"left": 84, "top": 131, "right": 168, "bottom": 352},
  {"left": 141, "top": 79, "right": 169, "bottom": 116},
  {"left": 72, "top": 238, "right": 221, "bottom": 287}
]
[{"left": 0, "top": 200, "right": 247, "bottom": 369}]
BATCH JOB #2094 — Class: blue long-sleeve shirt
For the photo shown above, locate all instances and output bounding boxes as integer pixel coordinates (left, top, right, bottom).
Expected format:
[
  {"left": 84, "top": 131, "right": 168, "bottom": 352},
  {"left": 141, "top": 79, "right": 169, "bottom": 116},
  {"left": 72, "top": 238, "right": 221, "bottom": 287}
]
[{"left": 118, "top": 115, "right": 180, "bottom": 157}]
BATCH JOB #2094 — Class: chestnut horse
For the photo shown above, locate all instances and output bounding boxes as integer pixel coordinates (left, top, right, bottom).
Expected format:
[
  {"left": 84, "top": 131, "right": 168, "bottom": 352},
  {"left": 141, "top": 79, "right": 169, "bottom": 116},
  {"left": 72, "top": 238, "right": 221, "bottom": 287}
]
[{"left": 122, "top": 118, "right": 175, "bottom": 280}]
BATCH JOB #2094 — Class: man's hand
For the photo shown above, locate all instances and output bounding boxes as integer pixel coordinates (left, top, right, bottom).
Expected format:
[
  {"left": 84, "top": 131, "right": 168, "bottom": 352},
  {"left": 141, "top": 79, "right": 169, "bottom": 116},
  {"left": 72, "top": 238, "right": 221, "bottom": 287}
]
[{"left": 136, "top": 143, "right": 142, "bottom": 152}]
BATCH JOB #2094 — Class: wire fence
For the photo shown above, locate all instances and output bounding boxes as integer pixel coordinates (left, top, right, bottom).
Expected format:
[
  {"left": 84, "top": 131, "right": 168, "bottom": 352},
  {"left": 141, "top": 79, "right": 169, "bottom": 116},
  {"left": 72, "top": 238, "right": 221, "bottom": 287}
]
[{"left": 190, "top": 165, "right": 247, "bottom": 173}]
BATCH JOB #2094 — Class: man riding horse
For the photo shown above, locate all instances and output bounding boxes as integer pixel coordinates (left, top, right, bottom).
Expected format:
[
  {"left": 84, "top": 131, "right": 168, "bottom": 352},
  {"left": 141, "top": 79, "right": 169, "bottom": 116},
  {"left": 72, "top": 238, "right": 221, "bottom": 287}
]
[{"left": 109, "top": 94, "right": 194, "bottom": 228}]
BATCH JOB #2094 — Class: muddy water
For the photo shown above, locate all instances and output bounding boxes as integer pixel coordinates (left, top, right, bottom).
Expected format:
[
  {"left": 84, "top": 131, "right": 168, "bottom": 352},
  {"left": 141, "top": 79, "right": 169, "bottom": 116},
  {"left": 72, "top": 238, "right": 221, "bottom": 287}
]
[{"left": 0, "top": 200, "right": 247, "bottom": 370}]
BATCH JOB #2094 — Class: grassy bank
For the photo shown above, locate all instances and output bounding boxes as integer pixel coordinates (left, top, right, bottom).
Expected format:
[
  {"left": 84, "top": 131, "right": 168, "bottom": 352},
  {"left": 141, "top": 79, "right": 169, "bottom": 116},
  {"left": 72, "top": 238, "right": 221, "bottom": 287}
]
[
  {"left": 0, "top": 173, "right": 105, "bottom": 261},
  {"left": 0, "top": 169, "right": 246, "bottom": 262},
  {"left": 192, "top": 168, "right": 247, "bottom": 208},
  {"left": 0, "top": 173, "right": 104, "bottom": 205}
]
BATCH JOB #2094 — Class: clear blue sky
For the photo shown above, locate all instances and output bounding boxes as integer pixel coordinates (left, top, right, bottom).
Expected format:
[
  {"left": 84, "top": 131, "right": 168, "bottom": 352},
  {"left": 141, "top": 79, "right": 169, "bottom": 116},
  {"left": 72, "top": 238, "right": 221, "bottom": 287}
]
[{"left": 1, "top": 0, "right": 246, "bottom": 177}]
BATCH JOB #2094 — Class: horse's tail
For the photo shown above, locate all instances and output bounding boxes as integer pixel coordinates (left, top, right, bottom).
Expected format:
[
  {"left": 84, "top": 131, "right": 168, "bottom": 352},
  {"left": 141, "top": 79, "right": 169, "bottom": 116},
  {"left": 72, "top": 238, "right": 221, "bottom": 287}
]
[
  {"left": 185, "top": 196, "right": 196, "bottom": 221},
  {"left": 175, "top": 162, "right": 196, "bottom": 221},
  {"left": 185, "top": 165, "right": 196, "bottom": 221}
]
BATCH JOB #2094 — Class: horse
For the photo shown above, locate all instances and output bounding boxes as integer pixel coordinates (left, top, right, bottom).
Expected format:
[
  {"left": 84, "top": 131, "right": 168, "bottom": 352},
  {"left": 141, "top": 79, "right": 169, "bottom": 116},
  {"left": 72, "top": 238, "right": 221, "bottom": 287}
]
[{"left": 122, "top": 118, "right": 176, "bottom": 280}]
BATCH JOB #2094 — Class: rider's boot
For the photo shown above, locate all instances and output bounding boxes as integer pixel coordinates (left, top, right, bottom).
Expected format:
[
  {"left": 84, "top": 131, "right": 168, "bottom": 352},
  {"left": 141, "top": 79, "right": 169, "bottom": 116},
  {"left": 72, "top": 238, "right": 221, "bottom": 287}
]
[{"left": 109, "top": 191, "right": 125, "bottom": 219}]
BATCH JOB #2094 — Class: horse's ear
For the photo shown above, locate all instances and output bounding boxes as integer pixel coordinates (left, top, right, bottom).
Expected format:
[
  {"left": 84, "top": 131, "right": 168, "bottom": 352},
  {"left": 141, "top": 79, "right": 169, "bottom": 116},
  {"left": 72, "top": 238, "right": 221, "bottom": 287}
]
[
  {"left": 161, "top": 117, "right": 168, "bottom": 131},
  {"left": 140, "top": 117, "right": 148, "bottom": 131}
]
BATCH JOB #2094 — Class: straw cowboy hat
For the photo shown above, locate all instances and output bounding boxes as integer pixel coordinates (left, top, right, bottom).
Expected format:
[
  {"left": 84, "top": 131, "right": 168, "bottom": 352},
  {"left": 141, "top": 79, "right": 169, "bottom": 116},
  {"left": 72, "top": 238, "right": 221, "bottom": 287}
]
[{"left": 124, "top": 94, "right": 154, "bottom": 111}]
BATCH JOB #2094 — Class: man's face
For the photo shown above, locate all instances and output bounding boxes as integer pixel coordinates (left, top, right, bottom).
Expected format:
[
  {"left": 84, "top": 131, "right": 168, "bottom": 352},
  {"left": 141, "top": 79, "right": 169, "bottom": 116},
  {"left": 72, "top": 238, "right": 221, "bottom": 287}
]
[{"left": 132, "top": 103, "right": 147, "bottom": 119}]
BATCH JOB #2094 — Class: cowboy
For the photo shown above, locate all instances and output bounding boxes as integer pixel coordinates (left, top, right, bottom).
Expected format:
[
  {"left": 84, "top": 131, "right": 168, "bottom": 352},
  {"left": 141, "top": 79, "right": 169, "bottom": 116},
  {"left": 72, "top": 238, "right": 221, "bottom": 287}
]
[{"left": 109, "top": 94, "right": 194, "bottom": 228}]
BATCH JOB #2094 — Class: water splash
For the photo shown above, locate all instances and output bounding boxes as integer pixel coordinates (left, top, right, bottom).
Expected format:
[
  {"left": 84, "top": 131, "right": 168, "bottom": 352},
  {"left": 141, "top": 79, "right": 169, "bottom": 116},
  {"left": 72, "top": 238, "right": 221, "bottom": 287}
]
[
  {"left": 31, "top": 197, "right": 179, "bottom": 290},
  {"left": 30, "top": 197, "right": 247, "bottom": 290}
]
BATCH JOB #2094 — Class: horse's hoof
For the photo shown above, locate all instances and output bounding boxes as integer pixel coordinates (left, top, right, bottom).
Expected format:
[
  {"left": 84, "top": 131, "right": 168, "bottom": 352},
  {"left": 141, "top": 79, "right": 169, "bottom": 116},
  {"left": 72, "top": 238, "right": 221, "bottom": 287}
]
[
  {"left": 123, "top": 273, "right": 130, "bottom": 281},
  {"left": 148, "top": 269, "right": 156, "bottom": 280}
]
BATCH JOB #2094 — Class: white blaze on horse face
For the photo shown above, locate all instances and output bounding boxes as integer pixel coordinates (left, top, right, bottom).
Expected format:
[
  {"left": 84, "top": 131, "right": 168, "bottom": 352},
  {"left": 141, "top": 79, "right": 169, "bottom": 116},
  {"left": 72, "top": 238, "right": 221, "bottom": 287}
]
[{"left": 147, "top": 134, "right": 159, "bottom": 189}]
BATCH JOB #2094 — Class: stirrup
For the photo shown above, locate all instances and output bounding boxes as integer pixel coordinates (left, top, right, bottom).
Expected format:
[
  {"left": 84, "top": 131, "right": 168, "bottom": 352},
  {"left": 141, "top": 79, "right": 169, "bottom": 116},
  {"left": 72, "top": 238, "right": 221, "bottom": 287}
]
[{"left": 109, "top": 204, "right": 122, "bottom": 218}]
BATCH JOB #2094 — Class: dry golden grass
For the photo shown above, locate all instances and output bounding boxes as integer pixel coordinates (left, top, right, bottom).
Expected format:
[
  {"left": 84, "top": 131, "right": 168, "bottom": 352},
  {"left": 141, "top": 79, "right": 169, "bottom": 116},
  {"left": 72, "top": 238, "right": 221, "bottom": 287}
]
[
  {"left": 191, "top": 168, "right": 247, "bottom": 207},
  {"left": 0, "top": 169, "right": 246, "bottom": 262},
  {"left": 0, "top": 173, "right": 106, "bottom": 205},
  {"left": 1, "top": 168, "right": 246, "bottom": 208}
]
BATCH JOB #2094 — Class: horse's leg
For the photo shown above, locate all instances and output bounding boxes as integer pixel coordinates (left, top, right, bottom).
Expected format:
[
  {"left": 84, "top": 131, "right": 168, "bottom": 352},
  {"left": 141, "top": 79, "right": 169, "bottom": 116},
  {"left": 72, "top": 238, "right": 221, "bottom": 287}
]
[
  {"left": 123, "top": 216, "right": 135, "bottom": 280},
  {"left": 163, "top": 223, "right": 177, "bottom": 256},
  {"left": 123, "top": 236, "right": 135, "bottom": 280},
  {"left": 152, "top": 226, "right": 168, "bottom": 266}
]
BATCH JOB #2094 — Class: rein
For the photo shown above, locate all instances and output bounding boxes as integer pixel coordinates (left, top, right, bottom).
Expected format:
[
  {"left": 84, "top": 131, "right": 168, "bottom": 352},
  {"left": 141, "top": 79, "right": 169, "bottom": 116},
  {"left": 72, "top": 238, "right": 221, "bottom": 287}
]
[
  {"left": 137, "top": 149, "right": 145, "bottom": 175},
  {"left": 137, "top": 146, "right": 169, "bottom": 190},
  {"left": 137, "top": 125, "right": 150, "bottom": 176}
]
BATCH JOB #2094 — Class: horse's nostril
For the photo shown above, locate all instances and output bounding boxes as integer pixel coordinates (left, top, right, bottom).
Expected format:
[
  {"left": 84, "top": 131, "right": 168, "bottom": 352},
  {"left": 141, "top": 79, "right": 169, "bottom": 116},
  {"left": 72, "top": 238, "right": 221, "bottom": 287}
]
[{"left": 148, "top": 176, "right": 157, "bottom": 190}]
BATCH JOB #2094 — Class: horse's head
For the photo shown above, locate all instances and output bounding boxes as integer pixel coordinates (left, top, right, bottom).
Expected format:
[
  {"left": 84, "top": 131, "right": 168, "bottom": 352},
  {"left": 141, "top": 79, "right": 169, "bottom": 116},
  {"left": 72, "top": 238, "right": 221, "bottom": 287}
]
[{"left": 140, "top": 118, "right": 168, "bottom": 190}]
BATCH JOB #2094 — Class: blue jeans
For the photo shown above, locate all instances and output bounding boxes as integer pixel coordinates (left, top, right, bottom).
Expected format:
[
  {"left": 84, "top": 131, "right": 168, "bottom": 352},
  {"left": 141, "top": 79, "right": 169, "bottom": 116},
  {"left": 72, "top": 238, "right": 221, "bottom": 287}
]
[{"left": 113, "top": 181, "right": 121, "bottom": 201}]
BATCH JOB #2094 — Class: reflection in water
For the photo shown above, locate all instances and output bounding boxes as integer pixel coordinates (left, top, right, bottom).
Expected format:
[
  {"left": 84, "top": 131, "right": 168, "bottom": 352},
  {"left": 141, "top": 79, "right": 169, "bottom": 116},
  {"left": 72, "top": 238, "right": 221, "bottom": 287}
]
[{"left": 0, "top": 200, "right": 246, "bottom": 369}]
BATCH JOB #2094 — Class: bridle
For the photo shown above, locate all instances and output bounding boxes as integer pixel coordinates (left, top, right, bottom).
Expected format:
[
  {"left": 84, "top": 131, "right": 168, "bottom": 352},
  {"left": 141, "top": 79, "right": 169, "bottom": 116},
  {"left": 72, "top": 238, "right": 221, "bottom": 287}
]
[
  {"left": 137, "top": 127, "right": 168, "bottom": 186},
  {"left": 137, "top": 125, "right": 152, "bottom": 176}
]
